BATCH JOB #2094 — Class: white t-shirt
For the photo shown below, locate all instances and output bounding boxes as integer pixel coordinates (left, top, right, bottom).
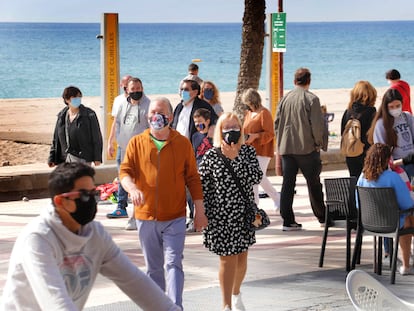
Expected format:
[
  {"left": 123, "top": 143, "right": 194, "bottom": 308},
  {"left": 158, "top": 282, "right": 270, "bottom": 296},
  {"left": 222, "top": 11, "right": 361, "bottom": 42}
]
[
  {"left": 112, "top": 94, "right": 128, "bottom": 117},
  {"left": 176, "top": 101, "right": 194, "bottom": 139}
]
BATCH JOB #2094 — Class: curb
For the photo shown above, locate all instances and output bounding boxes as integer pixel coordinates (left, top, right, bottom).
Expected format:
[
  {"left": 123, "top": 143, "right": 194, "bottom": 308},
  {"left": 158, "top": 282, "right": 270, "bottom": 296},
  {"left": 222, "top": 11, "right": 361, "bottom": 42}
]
[{"left": 0, "top": 149, "right": 346, "bottom": 202}]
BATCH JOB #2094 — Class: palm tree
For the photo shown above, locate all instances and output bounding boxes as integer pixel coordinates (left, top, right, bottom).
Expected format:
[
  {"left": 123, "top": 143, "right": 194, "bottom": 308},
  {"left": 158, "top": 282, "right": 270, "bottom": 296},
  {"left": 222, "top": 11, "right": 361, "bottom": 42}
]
[{"left": 233, "top": 0, "right": 266, "bottom": 121}]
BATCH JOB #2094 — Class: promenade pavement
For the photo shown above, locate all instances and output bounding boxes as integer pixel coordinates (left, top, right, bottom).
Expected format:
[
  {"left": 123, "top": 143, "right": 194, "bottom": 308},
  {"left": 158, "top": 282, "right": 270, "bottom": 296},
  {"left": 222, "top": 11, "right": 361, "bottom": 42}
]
[{"left": 1, "top": 165, "right": 414, "bottom": 310}]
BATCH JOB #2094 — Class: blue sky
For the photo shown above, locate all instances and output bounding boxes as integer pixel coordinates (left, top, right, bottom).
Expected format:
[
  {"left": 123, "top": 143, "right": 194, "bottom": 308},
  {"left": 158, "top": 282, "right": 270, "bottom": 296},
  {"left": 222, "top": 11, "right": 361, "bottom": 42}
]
[{"left": 0, "top": 0, "right": 413, "bottom": 23}]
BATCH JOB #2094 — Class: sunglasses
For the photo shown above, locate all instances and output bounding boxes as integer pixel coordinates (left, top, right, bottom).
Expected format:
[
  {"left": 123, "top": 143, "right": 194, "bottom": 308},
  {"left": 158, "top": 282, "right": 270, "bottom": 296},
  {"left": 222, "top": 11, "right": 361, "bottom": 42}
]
[
  {"left": 180, "top": 88, "right": 191, "bottom": 92},
  {"left": 59, "top": 189, "right": 100, "bottom": 202}
]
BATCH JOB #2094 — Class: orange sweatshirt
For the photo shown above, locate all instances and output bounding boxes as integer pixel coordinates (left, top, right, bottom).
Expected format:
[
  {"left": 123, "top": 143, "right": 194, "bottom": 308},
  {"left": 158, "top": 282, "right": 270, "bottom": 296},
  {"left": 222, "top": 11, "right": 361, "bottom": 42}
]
[{"left": 120, "top": 128, "right": 203, "bottom": 221}]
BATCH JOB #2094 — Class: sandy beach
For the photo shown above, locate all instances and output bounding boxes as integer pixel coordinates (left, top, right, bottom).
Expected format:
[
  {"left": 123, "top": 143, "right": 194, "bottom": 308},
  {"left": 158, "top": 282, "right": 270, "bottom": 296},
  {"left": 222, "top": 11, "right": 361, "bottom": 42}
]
[{"left": 0, "top": 87, "right": 394, "bottom": 167}]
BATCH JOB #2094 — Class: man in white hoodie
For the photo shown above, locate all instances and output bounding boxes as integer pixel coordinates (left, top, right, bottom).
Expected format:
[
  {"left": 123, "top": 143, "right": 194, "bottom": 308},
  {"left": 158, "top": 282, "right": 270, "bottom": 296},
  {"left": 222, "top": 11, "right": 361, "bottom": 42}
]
[{"left": 1, "top": 162, "right": 179, "bottom": 311}]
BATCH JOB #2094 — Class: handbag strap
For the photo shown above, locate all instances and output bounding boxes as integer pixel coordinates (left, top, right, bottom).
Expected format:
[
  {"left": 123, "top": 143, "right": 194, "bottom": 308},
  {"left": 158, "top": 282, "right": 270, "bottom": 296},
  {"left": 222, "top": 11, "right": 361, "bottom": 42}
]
[{"left": 216, "top": 148, "right": 250, "bottom": 202}]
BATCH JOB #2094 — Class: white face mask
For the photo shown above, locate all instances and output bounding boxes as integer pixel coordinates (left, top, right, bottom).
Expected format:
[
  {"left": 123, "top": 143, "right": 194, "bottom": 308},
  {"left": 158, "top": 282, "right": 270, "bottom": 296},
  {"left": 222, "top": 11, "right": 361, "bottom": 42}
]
[{"left": 389, "top": 107, "right": 402, "bottom": 118}]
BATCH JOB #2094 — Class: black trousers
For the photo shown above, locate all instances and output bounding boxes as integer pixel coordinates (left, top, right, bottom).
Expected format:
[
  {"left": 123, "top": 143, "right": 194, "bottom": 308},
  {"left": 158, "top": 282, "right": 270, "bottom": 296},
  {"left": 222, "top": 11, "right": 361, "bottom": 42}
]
[{"left": 280, "top": 151, "right": 326, "bottom": 226}]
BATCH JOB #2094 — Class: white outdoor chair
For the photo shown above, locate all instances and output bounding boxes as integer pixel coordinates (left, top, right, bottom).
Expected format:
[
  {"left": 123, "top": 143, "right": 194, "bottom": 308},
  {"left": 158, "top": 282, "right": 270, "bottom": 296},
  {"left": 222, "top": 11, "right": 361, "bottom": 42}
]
[{"left": 346, "top": 270, "right": 414, "bottom": 310}]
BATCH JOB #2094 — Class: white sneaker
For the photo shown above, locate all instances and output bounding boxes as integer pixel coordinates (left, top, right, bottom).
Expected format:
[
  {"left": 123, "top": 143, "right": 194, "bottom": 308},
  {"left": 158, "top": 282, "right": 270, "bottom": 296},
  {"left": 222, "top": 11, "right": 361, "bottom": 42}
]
[
  {"left": 125, "top": 217, "right": 137, "bottom": 230},
  {"left": 399, "top": 266, "right": 412, "bottom": 276},
  {"left": 232, "top": 293, "right": 246, "bottom": 311},
  {"left": 223, "top": 305, "right": 232, "bottom": 311}
]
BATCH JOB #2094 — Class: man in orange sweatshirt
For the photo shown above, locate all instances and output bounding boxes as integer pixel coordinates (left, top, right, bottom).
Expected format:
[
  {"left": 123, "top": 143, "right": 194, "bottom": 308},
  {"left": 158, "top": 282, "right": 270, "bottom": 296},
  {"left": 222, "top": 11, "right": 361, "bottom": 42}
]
[{"left": 120, "top": 97, "right": 208, "bottom": 310}]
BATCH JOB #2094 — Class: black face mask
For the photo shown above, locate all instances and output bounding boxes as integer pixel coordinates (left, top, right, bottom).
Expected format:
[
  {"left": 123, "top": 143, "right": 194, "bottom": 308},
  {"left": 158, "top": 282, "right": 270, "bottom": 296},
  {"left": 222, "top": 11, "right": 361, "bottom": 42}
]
[
  {"left": 129, "top": 91, "right": 143, "bottom": 101},
  {"left": 70, "top": 191, "right": 98, "bottom": 225},
  {"left": 222, "top": 130, "right": 241, "bottom": 145}
]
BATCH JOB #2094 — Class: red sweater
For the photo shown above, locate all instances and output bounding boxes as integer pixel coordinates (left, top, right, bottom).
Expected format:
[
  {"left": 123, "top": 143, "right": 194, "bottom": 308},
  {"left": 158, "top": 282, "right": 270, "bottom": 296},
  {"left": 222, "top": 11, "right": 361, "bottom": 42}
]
[{"left": 391, "top": 80, "right": 411, "bottom": 114}]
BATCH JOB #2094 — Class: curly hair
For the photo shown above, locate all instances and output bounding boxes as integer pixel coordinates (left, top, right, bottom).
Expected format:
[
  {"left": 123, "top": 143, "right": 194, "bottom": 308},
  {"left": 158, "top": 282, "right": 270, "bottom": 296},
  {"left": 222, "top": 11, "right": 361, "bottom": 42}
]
[{"left": 362, "top": 143, "right": 391, "bottom": 181}]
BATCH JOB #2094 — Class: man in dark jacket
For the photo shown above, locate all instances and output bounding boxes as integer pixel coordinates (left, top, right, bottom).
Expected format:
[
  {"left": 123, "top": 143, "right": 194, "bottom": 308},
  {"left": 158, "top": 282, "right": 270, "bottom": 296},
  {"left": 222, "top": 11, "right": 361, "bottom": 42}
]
[
  {"left": 171, "top": 79, "right": 218, "bottom": 232},
  {"left": 172, "top": 79, "right": 218, "bottom": 140}
]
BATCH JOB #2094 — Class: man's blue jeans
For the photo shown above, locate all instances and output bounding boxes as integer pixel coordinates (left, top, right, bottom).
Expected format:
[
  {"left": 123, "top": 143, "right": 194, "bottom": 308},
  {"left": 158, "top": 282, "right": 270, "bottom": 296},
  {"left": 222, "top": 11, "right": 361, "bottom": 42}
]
[
  {"left": 280, "top": 151, "right": 326, "bottom": 226},
  {"left": 117, "top": 147, "right": 128, "bottom": 210},
  {"left": 137, "top": 217, "right": 186, "bottom": 309}
]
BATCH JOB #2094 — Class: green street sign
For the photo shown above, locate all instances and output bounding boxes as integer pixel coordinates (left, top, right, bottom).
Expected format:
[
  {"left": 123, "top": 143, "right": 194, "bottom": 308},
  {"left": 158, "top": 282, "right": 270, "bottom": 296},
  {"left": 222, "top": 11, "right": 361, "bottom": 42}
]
[{"left": 272, "top": 12, "right": 286, "bottom": 52}]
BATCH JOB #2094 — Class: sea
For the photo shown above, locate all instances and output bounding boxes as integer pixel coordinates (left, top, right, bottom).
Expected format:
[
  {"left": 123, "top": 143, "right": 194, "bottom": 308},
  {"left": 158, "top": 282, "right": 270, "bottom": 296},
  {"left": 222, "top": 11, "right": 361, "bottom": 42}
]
[{"left": 1, "top": 21, "right": 414, "bottom": 99}]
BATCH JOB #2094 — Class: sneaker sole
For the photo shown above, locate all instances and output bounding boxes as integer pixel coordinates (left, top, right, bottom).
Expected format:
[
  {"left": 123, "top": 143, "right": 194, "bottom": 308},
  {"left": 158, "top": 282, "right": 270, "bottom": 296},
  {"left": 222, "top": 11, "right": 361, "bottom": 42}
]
[
  {"left": 106, "top": 215, "right": 128, "bottom": 219},
  {"left": 282, "top": 226, "right": 302, "bottom": 231}
]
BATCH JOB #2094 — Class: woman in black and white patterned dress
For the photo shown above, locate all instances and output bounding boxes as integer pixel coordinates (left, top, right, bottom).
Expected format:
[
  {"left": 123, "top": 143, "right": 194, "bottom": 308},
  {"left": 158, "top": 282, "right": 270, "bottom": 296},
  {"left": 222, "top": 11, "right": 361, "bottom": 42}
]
[{"left": 199, "top": 112, "right": 262, "bottom": 311}]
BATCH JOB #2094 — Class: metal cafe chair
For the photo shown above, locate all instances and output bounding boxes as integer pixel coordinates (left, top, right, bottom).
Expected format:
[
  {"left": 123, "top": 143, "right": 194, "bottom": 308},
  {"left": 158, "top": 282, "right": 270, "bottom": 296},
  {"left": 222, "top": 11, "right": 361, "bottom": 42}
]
[
  {"left": 352, "top": 186, "right": 414, "bottom": 284},
  {"left": 319, "top": 177, "right": 357, "bottom": 271}
]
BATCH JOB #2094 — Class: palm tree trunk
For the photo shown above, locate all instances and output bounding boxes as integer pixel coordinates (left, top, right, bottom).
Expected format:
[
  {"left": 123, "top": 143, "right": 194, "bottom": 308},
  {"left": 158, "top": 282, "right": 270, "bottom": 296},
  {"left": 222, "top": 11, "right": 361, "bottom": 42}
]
[{"left": 233, "top": 0, "right": 266, "bottom": 122}]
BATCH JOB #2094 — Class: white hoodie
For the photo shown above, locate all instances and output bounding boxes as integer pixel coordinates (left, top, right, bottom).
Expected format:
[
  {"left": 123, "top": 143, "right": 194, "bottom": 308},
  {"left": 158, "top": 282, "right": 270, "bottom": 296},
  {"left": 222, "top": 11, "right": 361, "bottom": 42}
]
[{"left": 1, "top": 204, "right": 179, "bottom": 311}]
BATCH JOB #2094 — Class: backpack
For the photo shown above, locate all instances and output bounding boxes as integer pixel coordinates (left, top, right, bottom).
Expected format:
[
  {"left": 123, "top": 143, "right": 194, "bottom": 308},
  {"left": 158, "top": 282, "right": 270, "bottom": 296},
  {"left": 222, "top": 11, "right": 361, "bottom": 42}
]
[{"left": 340, "top": 116, "right": 364, "bottom": 157}]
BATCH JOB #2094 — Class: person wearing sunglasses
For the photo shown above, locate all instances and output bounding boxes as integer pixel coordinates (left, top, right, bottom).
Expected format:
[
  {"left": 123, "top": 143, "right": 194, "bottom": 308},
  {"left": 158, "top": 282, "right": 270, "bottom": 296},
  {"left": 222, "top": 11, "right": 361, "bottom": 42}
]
[{"left": 1, "top": 162, "right": 179, "bottom": 311}]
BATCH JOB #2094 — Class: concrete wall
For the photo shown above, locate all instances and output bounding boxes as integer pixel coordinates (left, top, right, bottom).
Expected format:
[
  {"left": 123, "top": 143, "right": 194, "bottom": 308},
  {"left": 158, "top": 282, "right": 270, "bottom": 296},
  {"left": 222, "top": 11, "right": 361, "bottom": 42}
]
[{"left": 0, "top": 150, "right": 346, "bottom": 202}]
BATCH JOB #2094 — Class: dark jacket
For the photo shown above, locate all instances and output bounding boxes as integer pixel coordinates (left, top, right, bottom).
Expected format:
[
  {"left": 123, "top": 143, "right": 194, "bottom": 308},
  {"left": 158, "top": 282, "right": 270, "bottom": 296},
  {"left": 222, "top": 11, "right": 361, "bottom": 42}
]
[
  {"left": 172, "top": 97, "right": 218, "bottom": 140},
  {"left": 48, "top": 104, "right": 103, "bottom": 164},
  {"left": 340, "top": 102, "right": 376, "bottom": 153}
]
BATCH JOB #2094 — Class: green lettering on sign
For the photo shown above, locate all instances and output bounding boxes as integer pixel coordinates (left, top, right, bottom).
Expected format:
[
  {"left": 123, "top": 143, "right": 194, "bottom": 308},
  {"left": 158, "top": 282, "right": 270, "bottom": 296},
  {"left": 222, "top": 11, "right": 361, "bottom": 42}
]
[{"left": 272, "top": 12, "right": 286, "bottom": 52}]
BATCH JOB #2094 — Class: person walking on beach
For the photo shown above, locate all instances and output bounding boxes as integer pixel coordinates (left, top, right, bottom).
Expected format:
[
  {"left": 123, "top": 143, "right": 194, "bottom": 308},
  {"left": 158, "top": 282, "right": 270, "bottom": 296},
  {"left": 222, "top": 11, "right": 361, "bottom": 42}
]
[
  {"left": 111, "top": 74, "right": 132, "bottom": 124},
  {"left": 200, "top": 80, "right": 224, "bottom": 116},
  {"left": 106, "top": 77, "right": 150, "bottom": 228},
  {"left": 192, "top": 108, "right": 214, "bottom": 167},
  {"left": 340, "top": 80, "right": 377, "bottom": 178},
  {"left": 48, "top": 86, "right": 103, "bottom": 167},
  {"left": 106, "top": 74, "right": 131, "bottom": 219},
  {"left": 386, "top": 69, "right": 411, "bottom": 114},
  {"left": 274, "top": 68, "right": 326, "bottom": 231},
  {"left": 172, "top": 79, "right": 218, "bottom": 231},
  {"left": 1, "top": 162, "right": 179, "bottom": 311},
  {"left": 242, "top": 88, "right": 280, "bottom": 213},
  {"left": 173, "top": 79, "right": 218, "bottom": 140},
  {"left": 119, "top": 97, "right": 208, "bottom": 310},
  {"left": 178, "top": 63, "right": 203, "bottom": 93},
  {"left": 199, "top": 112, "right": 262, "bottom": 311}
]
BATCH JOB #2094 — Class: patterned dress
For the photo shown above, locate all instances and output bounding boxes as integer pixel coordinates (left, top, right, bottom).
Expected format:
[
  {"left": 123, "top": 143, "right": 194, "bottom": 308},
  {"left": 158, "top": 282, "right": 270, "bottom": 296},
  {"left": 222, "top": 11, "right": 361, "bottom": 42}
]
[{"left": 199, "top": 145, "right": 263, "bottom": 256}]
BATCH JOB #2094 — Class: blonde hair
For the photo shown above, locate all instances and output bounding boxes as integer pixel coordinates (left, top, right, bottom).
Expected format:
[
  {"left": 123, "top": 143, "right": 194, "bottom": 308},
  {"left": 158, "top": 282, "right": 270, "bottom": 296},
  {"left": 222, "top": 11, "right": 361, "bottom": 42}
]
[
  {"left": 347, "top": 80, "right": 377, "bottom": 109},
  {"left": 241, "top": 88, "right": 262, "bottom": 110},
  {"left": 213, "top": 112, "right": 245, "bottom": 147}
]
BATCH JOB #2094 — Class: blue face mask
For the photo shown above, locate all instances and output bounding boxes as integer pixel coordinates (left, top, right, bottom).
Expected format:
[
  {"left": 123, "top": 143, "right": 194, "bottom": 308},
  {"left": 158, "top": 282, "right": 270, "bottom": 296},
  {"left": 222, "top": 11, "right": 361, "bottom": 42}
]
[
  {"left": 182, "top": 90, "right": 191, "bottom": 102},
  {"left": 71, "top": 97, "right": 81, "bottom": 108},
  {"left": 203, "top": 88, "right": 214, "bottom": 100}
]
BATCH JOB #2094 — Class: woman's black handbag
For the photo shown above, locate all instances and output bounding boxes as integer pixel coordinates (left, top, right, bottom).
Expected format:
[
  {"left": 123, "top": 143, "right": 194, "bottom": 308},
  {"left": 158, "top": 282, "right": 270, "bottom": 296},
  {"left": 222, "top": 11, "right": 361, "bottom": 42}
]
[{"left": 216, "top": 148, "right": 270, "bottom": 230}]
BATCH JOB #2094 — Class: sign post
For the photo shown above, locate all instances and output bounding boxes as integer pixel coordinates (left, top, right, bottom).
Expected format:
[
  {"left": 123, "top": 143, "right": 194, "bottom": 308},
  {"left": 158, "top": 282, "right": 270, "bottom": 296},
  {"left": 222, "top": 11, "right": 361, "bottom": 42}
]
[
  {"left": 100, "top": 13, "right": 120, "bottom": 163},
  {"left": 267, "top": 12, "right": 286, "bottom": 118}
]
